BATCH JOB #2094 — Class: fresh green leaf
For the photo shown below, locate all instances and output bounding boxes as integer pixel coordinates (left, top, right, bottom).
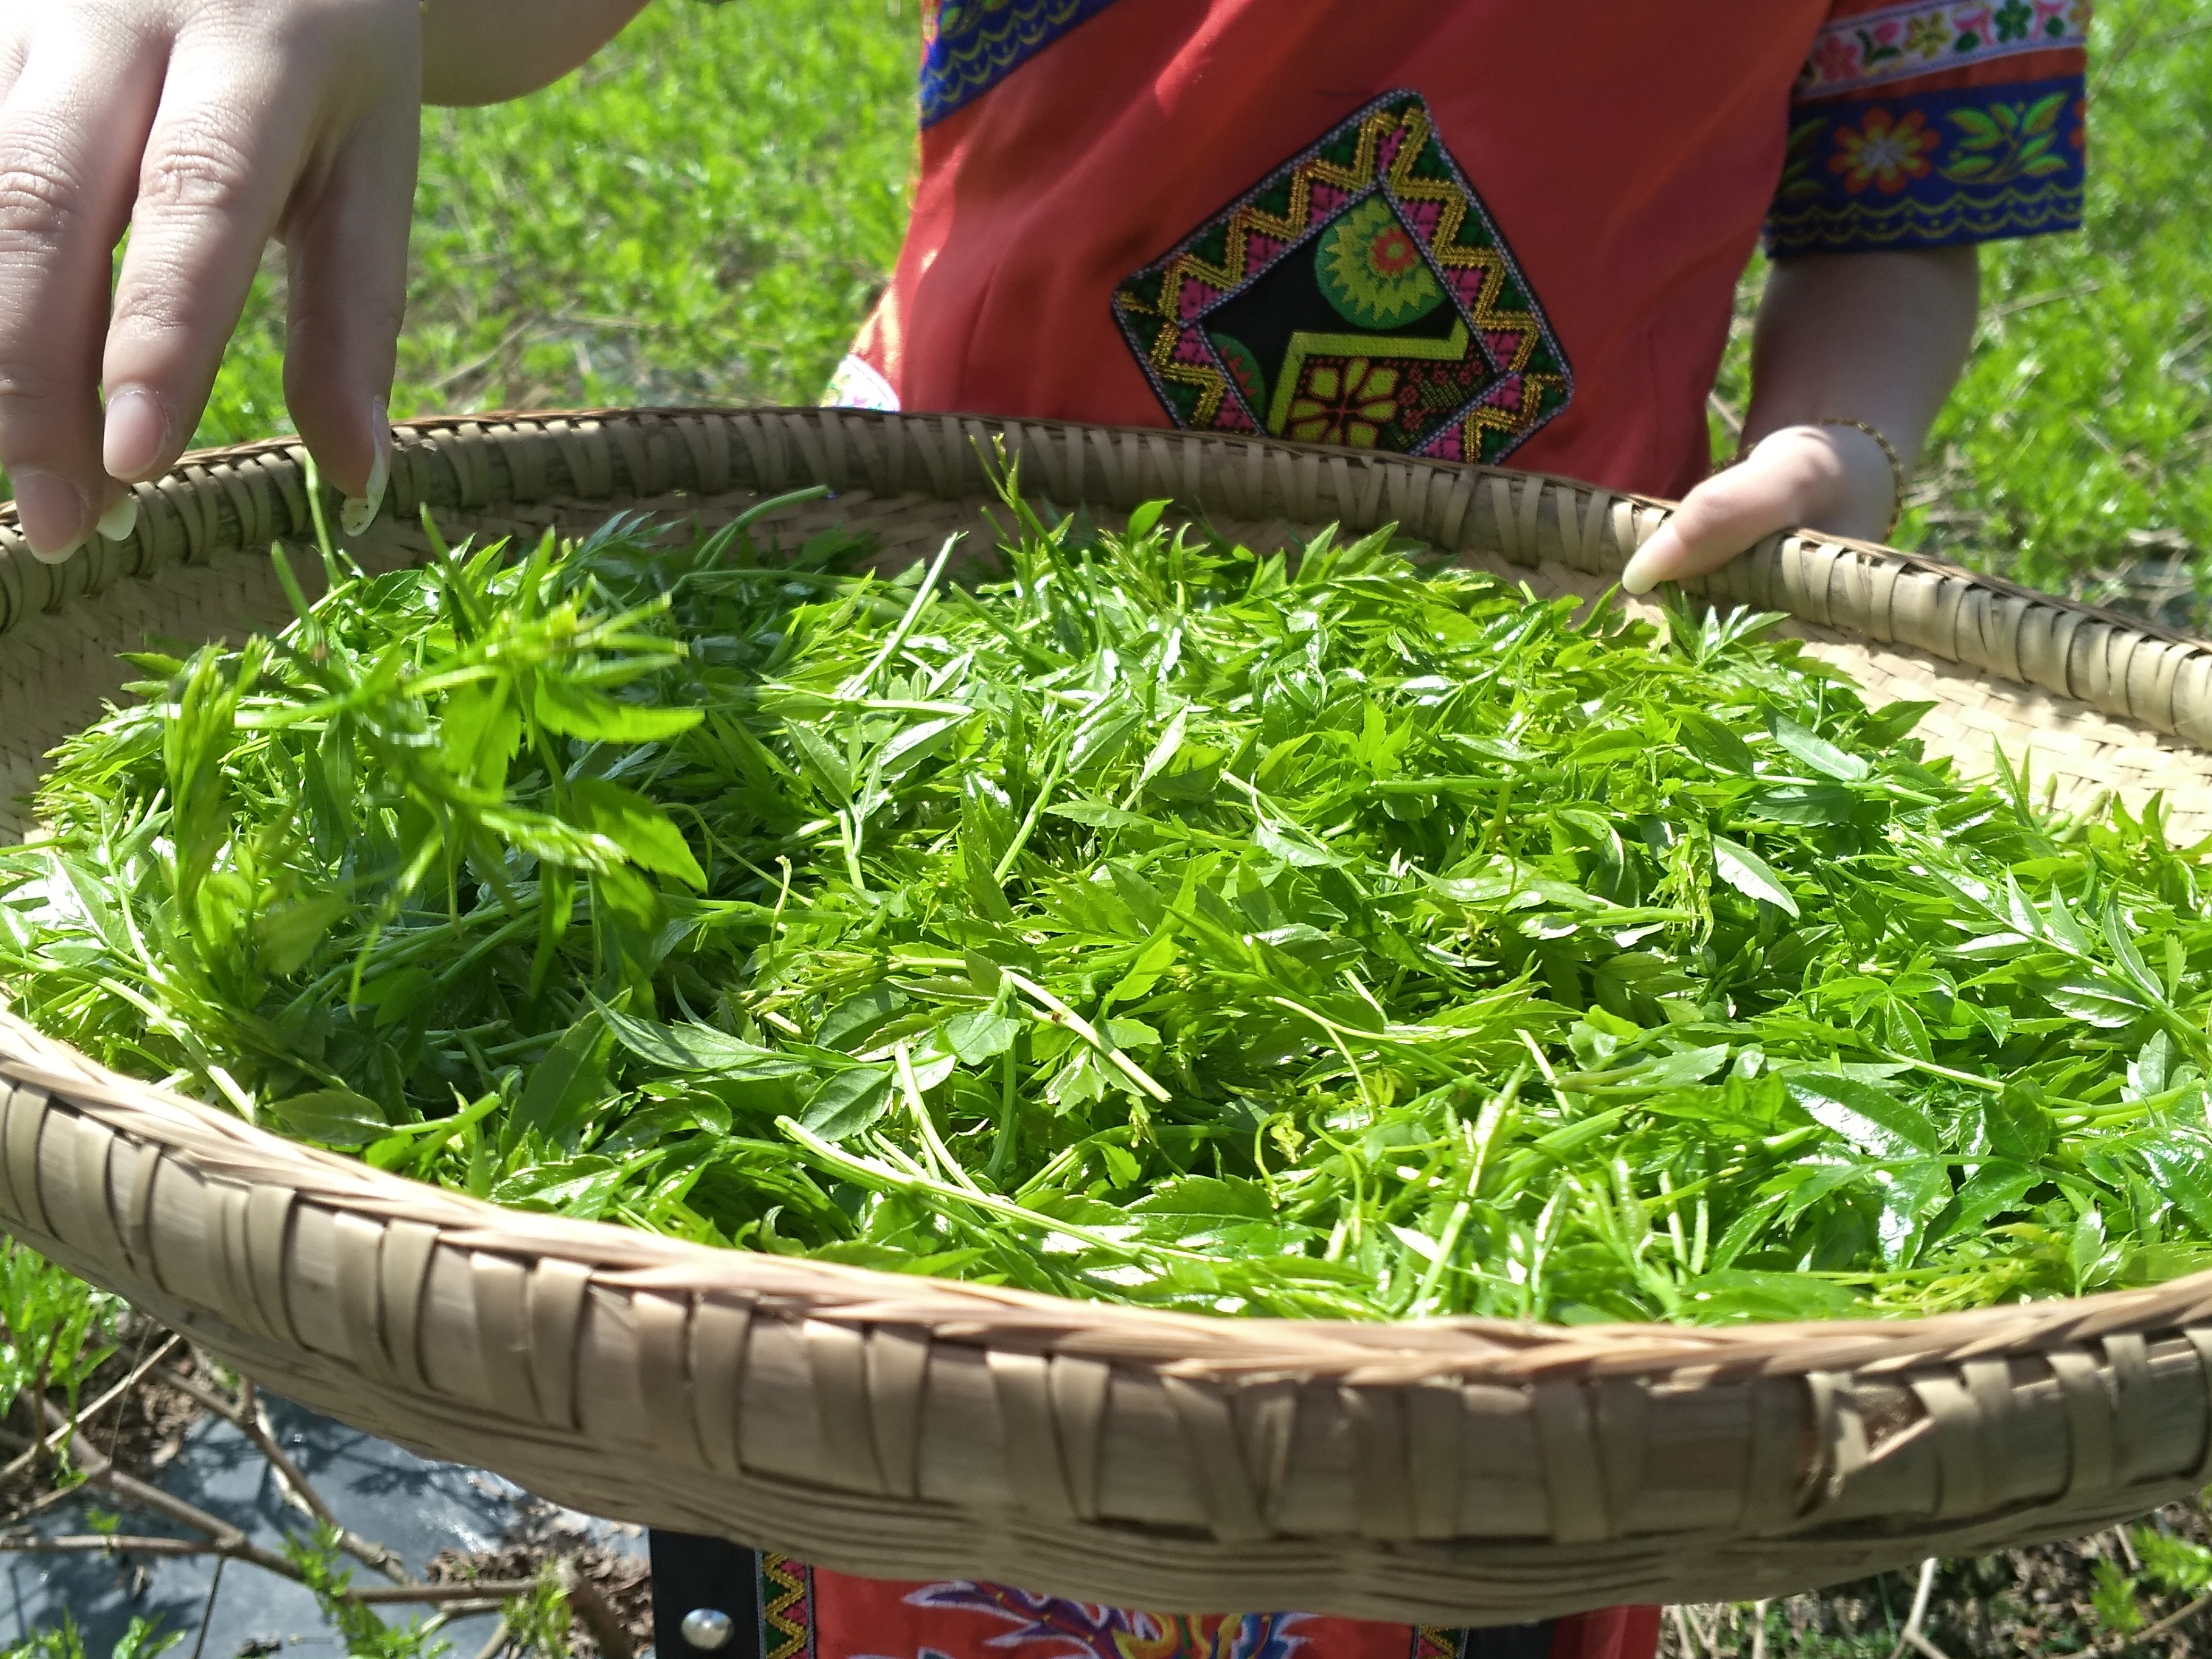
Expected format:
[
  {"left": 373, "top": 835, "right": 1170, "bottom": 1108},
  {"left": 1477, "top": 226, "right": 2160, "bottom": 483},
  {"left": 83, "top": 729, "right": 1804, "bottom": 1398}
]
[
  {"left": 1712, "top": 836, "right": 1800, "bottom": 917},
  {"left": 798, "top": 1066, "right": 893, "bottom": 1140},
  {"left": 567, "top": 778, "right": 707, "bottom": 887},
  {"left": 270, "top": 1089, "right": 391, "bottom": 1147},
  {"left": 1784, "top": 1073, "right": 1941, "bottom": 1157},
  {"left": 1767, "top": 716, "right": 1871, "bottom": 782},
  {"left": 534, "top": 677, "right": 702, "bottom": 744},
  {"left": 597, "top": 1000, "right": 814, "bottom": 1078}
]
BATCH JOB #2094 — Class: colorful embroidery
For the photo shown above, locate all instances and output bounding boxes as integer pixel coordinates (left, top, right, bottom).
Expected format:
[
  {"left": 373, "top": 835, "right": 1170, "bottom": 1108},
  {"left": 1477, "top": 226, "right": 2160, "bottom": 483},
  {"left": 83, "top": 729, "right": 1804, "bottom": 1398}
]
[
  {"left": 856, "top": 1581, "right": 1317, "bottom": 1659},
  {"left": 1795, "top": 0, "right": 2091, "bottom": 98},
  {"left": 1111, "top": 91, "right": 1571, "bottom": 466},
  {"left": 1766, "top": 74, "right": 2085, "bottom": 254},
  {"left": 1316, "top": 197, "right": 1446, "bottom": 328},
  {"left": 762, "top": 1552, "right": 818, "bottom": 1659},
  {"left": 1830, "top": 106, "right": 1941, "bottom": 192},
  {"left": 824, "top": 353, "right": 902, "bottom": 412},
  {"left": 760, "top": 1554, "right": 1547, "bottom": 1659},
  {"left": 919, "top": 0, "right": 1126, "bottom": 128}
]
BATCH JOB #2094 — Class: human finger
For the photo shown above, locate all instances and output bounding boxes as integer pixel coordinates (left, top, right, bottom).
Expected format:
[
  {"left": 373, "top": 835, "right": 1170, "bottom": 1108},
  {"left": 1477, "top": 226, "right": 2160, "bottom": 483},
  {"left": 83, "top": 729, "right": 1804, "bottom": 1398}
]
[
  {"left": 279, "top": 62, "right": 418, "bottom": 527},
  {"left": 0, "top": 22, "right": 163, "bottom": 559},
  {"left": 1620, "top": 427, "right": 1888, "bottom": 596},
  {"left": 99, "top": 38, "right": 322, "bottom": 489}
]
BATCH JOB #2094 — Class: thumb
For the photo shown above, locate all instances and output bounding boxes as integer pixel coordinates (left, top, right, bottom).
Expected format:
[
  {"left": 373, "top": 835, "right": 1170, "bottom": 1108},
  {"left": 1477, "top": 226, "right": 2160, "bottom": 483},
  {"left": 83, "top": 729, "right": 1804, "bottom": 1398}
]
[
  {"left": 1620, "top": 455, "right": 1810, "bottom": 597},
  {"left": 1621, "top": 426, "right": 1893, "bottom": 596}
]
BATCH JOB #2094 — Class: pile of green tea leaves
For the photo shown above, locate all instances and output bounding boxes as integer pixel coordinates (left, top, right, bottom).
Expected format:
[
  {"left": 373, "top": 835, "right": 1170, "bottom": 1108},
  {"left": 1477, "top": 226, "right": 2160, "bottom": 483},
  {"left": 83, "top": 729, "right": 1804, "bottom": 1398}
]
[{"left": 6, "top": 488, "right": 2212, "bottom": 1326}]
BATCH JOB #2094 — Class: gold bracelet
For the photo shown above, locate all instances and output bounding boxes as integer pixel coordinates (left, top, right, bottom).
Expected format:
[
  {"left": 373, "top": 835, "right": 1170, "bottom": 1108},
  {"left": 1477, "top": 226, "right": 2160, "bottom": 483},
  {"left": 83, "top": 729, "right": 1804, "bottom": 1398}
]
[
  {"left": 1814, "top": 417, "right": 1906, "bottom": 542},
  {"left": 1728, "top": 418, "right": 1908, "bottom": 541}
]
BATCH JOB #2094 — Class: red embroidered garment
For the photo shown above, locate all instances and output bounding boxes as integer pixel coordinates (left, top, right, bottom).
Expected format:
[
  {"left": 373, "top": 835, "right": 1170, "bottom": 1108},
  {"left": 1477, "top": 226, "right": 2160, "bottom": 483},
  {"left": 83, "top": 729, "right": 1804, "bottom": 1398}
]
[
  {"left": 756, "top": 1552, "right": 1665, "bottom": 1659},
  {"left": 829, "top": 0, "right": 2087, "bottom": 500}
]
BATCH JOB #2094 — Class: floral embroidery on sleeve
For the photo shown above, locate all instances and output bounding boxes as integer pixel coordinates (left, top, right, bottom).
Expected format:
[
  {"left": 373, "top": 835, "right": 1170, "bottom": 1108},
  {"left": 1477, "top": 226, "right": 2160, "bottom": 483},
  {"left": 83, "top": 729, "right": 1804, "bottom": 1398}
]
[
  {"left": 1766, "top": 0, "right": 2087, "bottom": 255},
  {"left": 1829, "top": 107, "right": 1942, "bottom": 192},
  {"left": 1795, "top": 0, "right": 2089, "bottom": 97}
]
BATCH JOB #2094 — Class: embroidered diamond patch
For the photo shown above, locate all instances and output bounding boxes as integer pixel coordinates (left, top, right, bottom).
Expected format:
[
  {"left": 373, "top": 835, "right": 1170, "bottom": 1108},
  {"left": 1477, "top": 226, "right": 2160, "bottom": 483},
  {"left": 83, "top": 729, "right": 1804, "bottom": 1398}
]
[{"left": 1112, "top": 90, "right": 1572, "bottom": 465}]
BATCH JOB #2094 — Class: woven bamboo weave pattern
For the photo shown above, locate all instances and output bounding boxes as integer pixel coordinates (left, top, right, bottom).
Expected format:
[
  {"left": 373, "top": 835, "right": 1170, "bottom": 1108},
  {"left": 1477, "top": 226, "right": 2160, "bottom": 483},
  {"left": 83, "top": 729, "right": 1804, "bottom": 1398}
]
[{"left": 1, "top": 409, "right": 2211, "bottom": 1623}]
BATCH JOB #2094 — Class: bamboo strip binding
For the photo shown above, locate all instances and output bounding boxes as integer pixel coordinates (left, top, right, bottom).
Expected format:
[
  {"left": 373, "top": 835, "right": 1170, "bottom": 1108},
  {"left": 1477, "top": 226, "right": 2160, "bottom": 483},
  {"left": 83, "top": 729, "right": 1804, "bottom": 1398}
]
[{"left": 0, "top": 408, "right": 2208, "bottom": 1623}]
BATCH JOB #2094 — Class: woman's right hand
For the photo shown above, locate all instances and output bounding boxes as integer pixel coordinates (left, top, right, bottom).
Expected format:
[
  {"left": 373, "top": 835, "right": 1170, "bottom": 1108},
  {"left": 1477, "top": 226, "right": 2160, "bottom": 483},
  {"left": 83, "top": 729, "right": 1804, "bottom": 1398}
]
[{"left": 0, "top": 0, "right": 423, "bottom": 562}]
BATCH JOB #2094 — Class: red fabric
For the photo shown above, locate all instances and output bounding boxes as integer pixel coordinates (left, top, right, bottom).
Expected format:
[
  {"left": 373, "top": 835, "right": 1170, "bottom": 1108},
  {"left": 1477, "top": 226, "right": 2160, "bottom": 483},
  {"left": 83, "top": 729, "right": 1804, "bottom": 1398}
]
[
  {"left": 854, "top": 0, "right": 1823, "bottom": 500},
  {"left": 847, "top": 0, "right": 2088, "bottom": 499},
  {"left": 797, "top": 1559, "right": 1661, "bottom": 1659},
  {"left": 1548, "top": 1607, "right": 1663, "bottom": 1659},
  {"left": 813, "top": 1570, "right": 1427, "bottom": 1659}
]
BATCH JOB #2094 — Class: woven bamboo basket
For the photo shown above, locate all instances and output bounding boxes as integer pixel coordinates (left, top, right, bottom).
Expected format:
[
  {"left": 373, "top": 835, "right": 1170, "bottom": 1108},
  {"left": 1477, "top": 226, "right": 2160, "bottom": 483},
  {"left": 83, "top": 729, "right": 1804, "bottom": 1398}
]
[{"left": 5, "top": 407, "right": 2212, "bottom": 1626}]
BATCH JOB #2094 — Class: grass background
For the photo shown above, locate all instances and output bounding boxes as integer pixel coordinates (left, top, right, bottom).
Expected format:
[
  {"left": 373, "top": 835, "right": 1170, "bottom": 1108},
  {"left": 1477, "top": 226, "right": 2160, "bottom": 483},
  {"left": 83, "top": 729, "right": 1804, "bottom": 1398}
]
[{"left": 193, "top": 0, "right": 2212, "bottom": 616}]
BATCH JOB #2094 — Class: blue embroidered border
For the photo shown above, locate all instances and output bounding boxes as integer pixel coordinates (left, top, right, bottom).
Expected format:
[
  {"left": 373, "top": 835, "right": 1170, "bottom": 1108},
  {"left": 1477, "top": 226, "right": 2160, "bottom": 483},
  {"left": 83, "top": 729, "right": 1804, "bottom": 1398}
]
[
  {"left": 1766, "top": 73, "right": 2085, "bottom": 255},
  {"left": 919, "top": 0, "right": 1126, "bottom": 128}
]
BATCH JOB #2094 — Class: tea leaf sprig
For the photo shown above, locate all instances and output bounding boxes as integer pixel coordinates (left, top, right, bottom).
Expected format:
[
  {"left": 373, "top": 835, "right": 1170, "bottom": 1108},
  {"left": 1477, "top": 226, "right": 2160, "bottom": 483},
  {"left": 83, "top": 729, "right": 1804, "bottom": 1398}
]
[{"left": 7, "top": 489, "right": 2212, "bottom": 1324}]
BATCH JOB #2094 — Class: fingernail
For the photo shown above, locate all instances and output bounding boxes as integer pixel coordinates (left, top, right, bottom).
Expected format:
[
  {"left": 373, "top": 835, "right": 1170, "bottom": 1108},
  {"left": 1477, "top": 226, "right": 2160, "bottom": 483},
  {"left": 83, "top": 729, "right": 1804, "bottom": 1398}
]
[
  {"left": 13, "top": 468, "right": 90, "bottom": 564},
  {"left": 1620, "top": 547, "right": 1662, "bottom": 596},
  {"left": 97, "top": 492, "right": 139, "bottom": 543},
  {"left": 339, "top": 399, "right": 390, "bottom": 537},
  {"left": 103, "top": 387, "right": 171, "bottom": 482}
]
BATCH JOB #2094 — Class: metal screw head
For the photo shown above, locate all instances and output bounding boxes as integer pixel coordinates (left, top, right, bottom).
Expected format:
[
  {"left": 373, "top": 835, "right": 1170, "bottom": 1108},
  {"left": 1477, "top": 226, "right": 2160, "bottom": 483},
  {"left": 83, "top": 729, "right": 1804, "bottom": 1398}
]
[{"left": 681, "top": 1608, "right": 736, "bottom": 1651}]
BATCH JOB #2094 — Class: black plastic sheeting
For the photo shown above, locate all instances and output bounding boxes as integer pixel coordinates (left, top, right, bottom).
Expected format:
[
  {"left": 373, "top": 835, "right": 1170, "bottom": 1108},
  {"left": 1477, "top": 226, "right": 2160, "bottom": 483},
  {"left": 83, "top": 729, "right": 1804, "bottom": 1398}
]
[{"left": 1, "top": 1394, "right": 647, "bottom": 1658}]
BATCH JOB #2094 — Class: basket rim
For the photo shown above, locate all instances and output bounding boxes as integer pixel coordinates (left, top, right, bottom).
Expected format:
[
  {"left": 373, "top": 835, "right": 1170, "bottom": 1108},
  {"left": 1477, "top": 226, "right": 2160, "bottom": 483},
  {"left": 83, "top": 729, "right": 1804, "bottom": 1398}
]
[
  {"left": 1, "top": 406, "right": 2209, "bottom": 1387},
  {"left": 82, "top": 404, "right": 2210, "bottom": 658},
  {"left": 10, "top": 1007, "right": 2212, "bottom": 1381},
  {"left": 13, "top": 1008, "right": 2212, "bottom": 1380}
]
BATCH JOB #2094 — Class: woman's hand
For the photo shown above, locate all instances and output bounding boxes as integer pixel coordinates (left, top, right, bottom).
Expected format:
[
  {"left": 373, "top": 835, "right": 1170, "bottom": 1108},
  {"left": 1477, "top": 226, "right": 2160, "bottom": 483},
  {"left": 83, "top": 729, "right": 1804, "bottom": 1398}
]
[
  {"left": 1622, "top": 421, "right": 1899, "bottom": 594},
  {"left": 0, "top": 0, "right": 424, "bottom": 562},
  {"left": 1620, "top": 245, "right": 1983, "bottom": 597}
]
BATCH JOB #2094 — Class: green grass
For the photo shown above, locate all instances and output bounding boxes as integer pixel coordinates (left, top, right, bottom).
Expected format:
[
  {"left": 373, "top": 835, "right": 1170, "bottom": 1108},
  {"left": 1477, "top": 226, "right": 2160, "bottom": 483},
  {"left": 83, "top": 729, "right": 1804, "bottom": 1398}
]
[
  {"left": 1928, "top": 0, "right": 2212, "bottom": 596},
  {"left": 0, "top": 1240, "right": 119, "bottom": 1418}
]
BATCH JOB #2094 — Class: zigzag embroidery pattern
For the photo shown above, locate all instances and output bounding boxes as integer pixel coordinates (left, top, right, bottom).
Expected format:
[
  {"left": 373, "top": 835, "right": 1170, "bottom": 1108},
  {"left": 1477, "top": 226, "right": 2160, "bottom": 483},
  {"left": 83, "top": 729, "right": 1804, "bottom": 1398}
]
[
  {"left": 1111, "top": 90, "right": 1572, "bottom": 465},
  {"left": 760, "top": 1552, "right": 817, "bottom": 1659},
  {"left": 1144, "top": 107, "right": 1397, "bottom": 426},
  {"left": 1382, "top": 100, "right": 1567, "bottom": 458}
]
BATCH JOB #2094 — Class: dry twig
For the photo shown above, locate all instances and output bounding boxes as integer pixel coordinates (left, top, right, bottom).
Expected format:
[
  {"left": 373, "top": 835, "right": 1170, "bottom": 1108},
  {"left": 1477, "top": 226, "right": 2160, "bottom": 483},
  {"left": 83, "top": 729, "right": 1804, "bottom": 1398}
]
[
  {"left": 188, "top": 1558, "right": 225, "bottom": 1659},
  {"left": 0, "top": 1529, "right": 540, "bottom": 1608},
  {"left": 2074, "top": 1590, "right": 2212, "bottom": 1659},
  {"left": 561, "top": 1556, "right": 638, "bottom": 1659},
  {"left": 39, "top": 1398, "right": 299, "bottom": 1581},
  {"left": 153, "top": 1363, "right": 412, "bottom": 1583},
  {"left": 1883, "top": 1559, "right": 1953, "bottom": 1659},
  {"left": 0, "top": 1334, "right": 182, "bottom": 1487},
  {"left": 21, "top": 1395, "right": 553, "bottom": 1617}
]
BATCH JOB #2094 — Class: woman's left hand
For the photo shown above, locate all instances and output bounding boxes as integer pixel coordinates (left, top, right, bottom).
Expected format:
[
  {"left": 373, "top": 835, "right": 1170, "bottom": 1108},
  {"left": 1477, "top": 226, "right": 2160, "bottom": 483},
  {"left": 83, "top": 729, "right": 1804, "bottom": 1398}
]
[
  {"left": 1619, "top": 421, "right": 1897, "bottom": 596},
  {"left": 1616, "top": 245, "right": 1983, "bottom": 598}
]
